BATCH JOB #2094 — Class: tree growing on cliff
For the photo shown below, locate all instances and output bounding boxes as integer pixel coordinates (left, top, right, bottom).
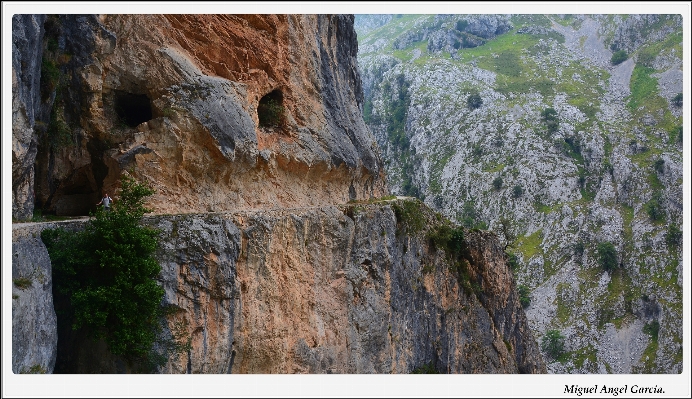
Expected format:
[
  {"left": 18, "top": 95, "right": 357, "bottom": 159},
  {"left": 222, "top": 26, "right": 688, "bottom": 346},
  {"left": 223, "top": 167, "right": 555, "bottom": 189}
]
[
  {"left": 518, "top": 285, "right": 531, "bottom": 308},
  {"left": 42, "top": 175, "right": 164, "bottom": 363},
  {"left": 541, "top": 107, "right": 559, "bottom": 134},
  {"left": 597, "top": 241, "right": 618, "bottom": 272},
  {"left": 258, "top": 97, "right": 284, "bottom": 127},
  {"left": 467, "top": 89, "right": 482, "bottom": 109},
  {"left": 541, "top": 329, "right": 565, "bottom": 360},
  {"left": 611, "top": 50, "right": 628, "bottom": 65}
]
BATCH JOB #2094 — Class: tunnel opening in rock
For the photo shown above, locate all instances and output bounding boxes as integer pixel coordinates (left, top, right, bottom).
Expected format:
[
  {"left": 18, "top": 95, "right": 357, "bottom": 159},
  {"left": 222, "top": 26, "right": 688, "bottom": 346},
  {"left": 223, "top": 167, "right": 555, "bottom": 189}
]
[
  {"left": 257, "top": 90, "right": 284, "bottom": 128},
  {"left": 114, "top": 90, "right": 152, "bottom": 127}
]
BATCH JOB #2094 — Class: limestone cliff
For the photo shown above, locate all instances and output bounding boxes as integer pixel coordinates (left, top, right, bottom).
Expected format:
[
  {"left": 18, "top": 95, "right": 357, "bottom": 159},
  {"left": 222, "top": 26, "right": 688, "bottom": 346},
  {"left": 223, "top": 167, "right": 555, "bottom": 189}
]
[
  {"left": 13, "top": 14, "right": 386, "bottom": 219},
  {"left": 12, "top": 201, "right": 545, "bottom": 374},
  {"left": 12, "top": 13, "right": 544, "bottom": 375},
  {"left": 11, "top": 14, "right": 45, "bottom": 220},
  {"left": 11, "top": 224, "right": 57, "bottom": 374}
]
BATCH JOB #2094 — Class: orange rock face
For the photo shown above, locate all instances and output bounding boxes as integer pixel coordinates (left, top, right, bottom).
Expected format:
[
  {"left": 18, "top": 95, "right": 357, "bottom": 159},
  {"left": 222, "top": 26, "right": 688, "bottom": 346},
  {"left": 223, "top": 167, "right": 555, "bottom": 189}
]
[{"left": 29, "top": 14, "right": 386, "bottom": 216}]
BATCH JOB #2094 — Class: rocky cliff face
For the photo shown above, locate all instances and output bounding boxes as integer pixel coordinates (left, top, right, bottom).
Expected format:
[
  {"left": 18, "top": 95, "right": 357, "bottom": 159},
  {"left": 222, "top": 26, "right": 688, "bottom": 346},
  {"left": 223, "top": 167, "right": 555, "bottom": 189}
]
[
  {"left": 11, "top": 14, "right": 45, "bottom": 220},
  {"left": 13, "top": 14, "right": 386, "bottom": 219},
  {"left": 11, "top": 221, "right": 85, "bottom": 374},
  {"left": 12, "top": 14, "right": 543, "bottom": 375},
  {"left": 13, "top": 202, "right": 545, "bottom": 374},
  {"left": 356, "top": 14, "right": 683, "bottom": 373}
]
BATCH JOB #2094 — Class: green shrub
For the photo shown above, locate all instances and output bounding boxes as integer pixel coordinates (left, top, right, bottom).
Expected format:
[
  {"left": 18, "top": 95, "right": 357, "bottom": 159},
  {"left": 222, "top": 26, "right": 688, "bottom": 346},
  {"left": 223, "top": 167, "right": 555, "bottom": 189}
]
[
  {"left": 653, "top": 158, "right": 665, "bottom": 174},
  {"left": 428, "top": 222, "right": 474, "bottom": 292},
  {"left": 574, "top": 241, "right": 585, "bottom": 258},
  {"left": 42, "top": 175, "right": 164, "bottom": 362},
  {"left": 611, "top": 50, "right": 628, "bottom": 65},
  {"left": 597, "top": 242, "right": 618, "bottom": 272},
  {"left": 665, "top": 224, "right": 682, "bottom": 248},
  {"left": 428, "top": 224, "right": 466, "bottom": 258},
  {"left": 412, "top": 362, "right": 438, "bottom": 374},
  {"left": 506, "top": 252, "right": 519, "bottom": 271},
  {"left": 541, "top": 108, "right": 559, "bottom": 134},
  {"left": 492, "top": 176, "right": 503, "bottom": 190},
  {"left": 471, "top": 143, "right": 483, "bottom": 158},
  {"left": 392, "top": 199, "right": 425, "bottom": 235},
  {"left": 643, "top": 321, "right": 659, "bottom": 341},
  {"left": 541, "top": 329, "right": 565, "bottom": 359},
  {"left": 467, "top": 90, "right": 482, "bottom": 109},
  {"left": 672, "top": 92, "right": 682, "bottom": 107},
  {"left": 674, "top": 125, "right": 682, "bottom": 144},
  {"left": 459, "top": 201, "right": 486, "bottom": 230},
  {"left": 455, "top": 19, "right": 468, "bottom": 31},
  {"left": 512, "top": 185, "right": 523, "bottom": 198},
  {"left": 646, "top": 192, "right": 665, "bottom": 222},
  {"left": 518, "top": 285, "right": 531, "bottom": 308},
  {"left": 499, "top": 217, "right": 516, "bottom": 247},
  {"left": 40, "top": 57, "right": 61, "bottom": 100},
  {"left": 258, "top": 98, "right": 284, "bottom": 127}
]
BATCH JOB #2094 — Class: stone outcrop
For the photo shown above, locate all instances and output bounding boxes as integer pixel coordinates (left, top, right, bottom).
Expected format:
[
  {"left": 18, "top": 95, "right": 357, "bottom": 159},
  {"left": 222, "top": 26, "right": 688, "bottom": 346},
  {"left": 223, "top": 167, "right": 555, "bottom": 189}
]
[
  {"left": 11, "top": 14, "right": 45, "bottom": 220},
  {"left": 13, "top": 201, "right": 545, "bottom": 374},
  {"left": 14, "top": 14, "right": 386, "bottom": 219},
  {"left": 11, "top": 222, "right": 67, "bottom": 374}
]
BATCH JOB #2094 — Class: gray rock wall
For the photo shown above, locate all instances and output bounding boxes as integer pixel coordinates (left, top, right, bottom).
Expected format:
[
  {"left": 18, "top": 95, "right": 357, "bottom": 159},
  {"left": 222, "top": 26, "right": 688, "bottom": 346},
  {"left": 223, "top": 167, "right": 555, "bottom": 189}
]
[
  {"left": 12, "top": 224, "right": 58, "bottom": 373},
  {"left": 12, "top": 14, "right": 45, "bottom": 220}
]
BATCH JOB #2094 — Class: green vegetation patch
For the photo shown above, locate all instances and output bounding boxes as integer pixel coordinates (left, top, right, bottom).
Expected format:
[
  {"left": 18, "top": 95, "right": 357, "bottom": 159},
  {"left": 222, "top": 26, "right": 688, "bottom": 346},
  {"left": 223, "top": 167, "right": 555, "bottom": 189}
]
[
  {"left": 572, "top": 345, "right": 598, "bottom": 371},
  {"left": 411, "top": 361, "right": 439, "bottom": 374},
  {"left": 483, "top": 163, "right": 505, "bottom": 173},
  {"left": 515, "top": 229, "right": 543, "bottom": 263},
  {"left": 627, "top": 65, "right": 660, "bottom": 112},
  {"left": 542, "top": 329, "right": 566, "bottom": 360},
  {"left": 496, "top": 77, "right": 554, "bottom": 96},
  {"left": 611, "top": 50, "right": 628, "bottom": 65},
  {"left": 427, "top": 223, "right": 466, "bottom": 259},
  {"left": 621, "top": 204, "right": 634, "bottom": 243},
  {"left": 597, "top": 242, "right": 618, "bottom": 272},
  {"left": 493, "top": 52, "right": 522, "bottom": 77},
  {"left": 534, "top": 201, "right": 559, "bottom": 214},
  {"left": 636, "top": 31, "right": 682, "bottom": 69},
  {"left": 596, "top": 268, "right": 639, "bottom": 329},
  {"left": 391, "top": 199, "right": 426, "bottom": 235},
  {"left": 13, "top": 277, "right": 33, "bottom": 290},
  {"left": 651, "top": 257, "right": 681, "bottom": 291},
  {"left": 42, "top": 176, "right": 168, "bottom": 367},
  {"left": 518, "top": 284, "right": 531, "bottom": 308},
  {"left": 636, "top": 337, "right": 659, "bottom": 373},
  {"left": 555, "top": 282, "right": 571, "bottom": 324}
]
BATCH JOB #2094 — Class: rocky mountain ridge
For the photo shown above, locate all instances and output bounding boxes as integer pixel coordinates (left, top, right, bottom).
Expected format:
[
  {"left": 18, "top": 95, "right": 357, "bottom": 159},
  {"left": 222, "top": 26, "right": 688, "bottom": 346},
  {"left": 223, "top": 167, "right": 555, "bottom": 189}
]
[{"left": 356, "top": 14, "right": 683, "bottom": 373}]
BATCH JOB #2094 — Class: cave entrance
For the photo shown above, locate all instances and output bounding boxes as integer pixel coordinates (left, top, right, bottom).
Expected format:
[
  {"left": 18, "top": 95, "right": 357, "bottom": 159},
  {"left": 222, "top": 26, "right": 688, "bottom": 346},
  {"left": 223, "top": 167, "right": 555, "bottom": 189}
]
[
  {"left": 257, "top": 90, "right": 284, "bottom": 128},
  {"left": 114, "top": 90, "right": 152, "bottom": 127}
]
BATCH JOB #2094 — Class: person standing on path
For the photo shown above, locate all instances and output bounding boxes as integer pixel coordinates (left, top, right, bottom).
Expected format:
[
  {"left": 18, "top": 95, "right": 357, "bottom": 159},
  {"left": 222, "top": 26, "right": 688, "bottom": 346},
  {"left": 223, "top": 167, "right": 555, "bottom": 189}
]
[{"left": 97, "top": 193, "right": 114, "bottom": 212}]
